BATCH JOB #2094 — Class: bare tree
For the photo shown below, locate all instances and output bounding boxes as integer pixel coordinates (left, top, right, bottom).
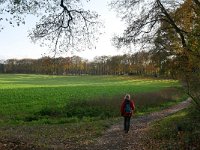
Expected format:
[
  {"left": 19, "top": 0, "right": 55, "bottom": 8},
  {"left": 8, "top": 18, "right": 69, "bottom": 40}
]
[{"left": 0, "top": 0, "right": 102, "bottom": 54}]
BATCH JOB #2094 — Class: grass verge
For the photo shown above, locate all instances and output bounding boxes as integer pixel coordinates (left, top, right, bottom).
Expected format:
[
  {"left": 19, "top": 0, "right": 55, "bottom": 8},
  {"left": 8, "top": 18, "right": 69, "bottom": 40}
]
[{"left": 146, "top": 106, "right": 200, "bottom": 149}]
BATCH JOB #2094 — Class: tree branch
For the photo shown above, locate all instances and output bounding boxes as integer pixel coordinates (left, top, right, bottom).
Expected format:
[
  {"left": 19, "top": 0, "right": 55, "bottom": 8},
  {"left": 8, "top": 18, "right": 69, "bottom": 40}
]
[
  {"left": 193, "top": 0, "right": 200, "bottom": 8},
  {"left": 60, "top": 0, "right": 73, "bottom": 28},
  {"left": 157, "top": 0, "right": 192, "bottom": 54}
]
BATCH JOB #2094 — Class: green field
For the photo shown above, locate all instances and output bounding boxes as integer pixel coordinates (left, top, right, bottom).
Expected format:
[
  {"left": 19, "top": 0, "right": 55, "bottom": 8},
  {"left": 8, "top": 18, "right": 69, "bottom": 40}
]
[{"left": 0, "top": 74, "right": 182, "bottom": 125}]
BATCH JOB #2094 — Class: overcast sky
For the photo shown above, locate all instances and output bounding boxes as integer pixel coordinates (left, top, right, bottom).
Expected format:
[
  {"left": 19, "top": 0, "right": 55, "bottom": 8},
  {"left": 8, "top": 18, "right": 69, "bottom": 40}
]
[{"left": 0, "top": 0, "right": 130, "bottom": 61}]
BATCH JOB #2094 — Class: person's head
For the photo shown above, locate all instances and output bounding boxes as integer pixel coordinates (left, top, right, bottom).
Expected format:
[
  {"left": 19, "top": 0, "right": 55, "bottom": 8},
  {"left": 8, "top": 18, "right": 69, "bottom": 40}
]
[{"left": 125, "top": 94, "right": 130, "bottom": 100}]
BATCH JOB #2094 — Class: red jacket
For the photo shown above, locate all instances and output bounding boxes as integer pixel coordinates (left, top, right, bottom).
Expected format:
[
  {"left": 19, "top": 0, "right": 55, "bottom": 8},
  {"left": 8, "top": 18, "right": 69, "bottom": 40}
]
[{"left": 120, "top": 99, "right": 135, "bottom": 117}]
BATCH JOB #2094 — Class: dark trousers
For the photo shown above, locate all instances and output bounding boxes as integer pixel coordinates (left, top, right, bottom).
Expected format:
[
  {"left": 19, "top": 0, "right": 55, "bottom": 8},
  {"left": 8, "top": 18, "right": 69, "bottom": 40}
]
[{"left": 124, "top": 116, "right": 131, "bottom": 133}]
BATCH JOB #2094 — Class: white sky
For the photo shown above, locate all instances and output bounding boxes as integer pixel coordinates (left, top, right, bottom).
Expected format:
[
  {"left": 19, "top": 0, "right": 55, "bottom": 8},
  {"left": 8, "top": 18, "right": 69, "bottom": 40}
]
[{"left": 0, "top": 0, "right": 130, "bottom": 61}]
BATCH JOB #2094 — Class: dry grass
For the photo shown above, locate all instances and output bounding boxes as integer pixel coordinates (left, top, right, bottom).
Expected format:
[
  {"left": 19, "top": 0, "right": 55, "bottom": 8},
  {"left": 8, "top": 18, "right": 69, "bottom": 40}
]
[{"left": 134, "top": 88, "right": 183, "bottom": 107}]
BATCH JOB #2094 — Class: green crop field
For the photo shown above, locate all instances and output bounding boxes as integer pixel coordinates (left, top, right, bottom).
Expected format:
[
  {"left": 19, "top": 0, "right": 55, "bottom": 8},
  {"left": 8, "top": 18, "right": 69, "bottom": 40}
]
[{"left": 0, "top": 74, "right": 182, "bottom": 125}]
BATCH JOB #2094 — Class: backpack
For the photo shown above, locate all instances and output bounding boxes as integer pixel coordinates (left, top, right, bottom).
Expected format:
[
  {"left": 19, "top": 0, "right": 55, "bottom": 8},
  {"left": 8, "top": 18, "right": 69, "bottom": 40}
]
[{"left": 124, "top": 99, "right": 131, "bottom": 113}]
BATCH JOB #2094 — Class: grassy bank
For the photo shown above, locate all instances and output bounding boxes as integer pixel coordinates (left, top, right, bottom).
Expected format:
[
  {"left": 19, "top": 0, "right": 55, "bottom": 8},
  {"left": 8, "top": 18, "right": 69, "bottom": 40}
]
[{"left": 147, "top": 107, "right": 200, "bottom": 149}]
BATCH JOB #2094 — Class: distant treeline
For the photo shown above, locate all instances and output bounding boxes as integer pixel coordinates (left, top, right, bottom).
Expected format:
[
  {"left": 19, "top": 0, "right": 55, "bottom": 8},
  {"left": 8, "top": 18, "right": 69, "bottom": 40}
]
[{"left": 0, "top": 51, "right": 175, "bottom": 77}]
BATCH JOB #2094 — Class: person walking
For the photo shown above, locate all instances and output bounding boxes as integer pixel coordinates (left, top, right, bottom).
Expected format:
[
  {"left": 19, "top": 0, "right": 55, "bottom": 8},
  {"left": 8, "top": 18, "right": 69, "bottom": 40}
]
[{"left": 120, "top": 94, "right": 135, "bottom": 133}]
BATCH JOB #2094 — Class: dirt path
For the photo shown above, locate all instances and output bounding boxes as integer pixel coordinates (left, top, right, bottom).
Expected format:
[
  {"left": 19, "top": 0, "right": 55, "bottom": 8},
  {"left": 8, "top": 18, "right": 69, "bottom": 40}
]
[
  {"left": 83, "top": 98, "right": 191, "bottom": 150},
  {"left": 0, "top": 99, "right": 191, "bottom": 150}
]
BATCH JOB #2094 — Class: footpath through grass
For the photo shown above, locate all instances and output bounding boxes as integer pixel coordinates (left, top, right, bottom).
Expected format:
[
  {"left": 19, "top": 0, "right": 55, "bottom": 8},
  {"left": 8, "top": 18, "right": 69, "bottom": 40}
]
[{"left": 0, "top": 74, "right": 188, "bottom": 148}]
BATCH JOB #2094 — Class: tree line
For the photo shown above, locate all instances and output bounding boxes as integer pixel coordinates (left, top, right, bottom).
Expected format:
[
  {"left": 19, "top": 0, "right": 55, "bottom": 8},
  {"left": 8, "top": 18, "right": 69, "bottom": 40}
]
[{"left": 0, "top": 50, "right": 175, "bottom": 77}]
